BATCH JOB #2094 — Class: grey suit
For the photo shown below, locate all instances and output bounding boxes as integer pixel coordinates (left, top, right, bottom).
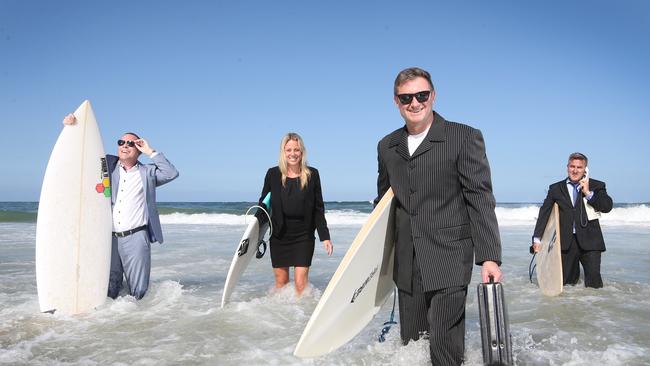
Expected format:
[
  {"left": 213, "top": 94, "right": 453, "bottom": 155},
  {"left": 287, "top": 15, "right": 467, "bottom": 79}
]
[
  {"left": 376, "top": 112, "right": 501, "bottom": 365},
  {"left": 107, "top": 153, "right": 179, "bottom": 299}
]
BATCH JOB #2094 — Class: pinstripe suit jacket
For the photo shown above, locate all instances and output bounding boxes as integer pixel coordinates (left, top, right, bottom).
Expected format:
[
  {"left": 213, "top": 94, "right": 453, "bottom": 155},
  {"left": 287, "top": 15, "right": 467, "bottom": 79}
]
[{"left": 376, "top": 112, "right": 501, "bottom": 293}]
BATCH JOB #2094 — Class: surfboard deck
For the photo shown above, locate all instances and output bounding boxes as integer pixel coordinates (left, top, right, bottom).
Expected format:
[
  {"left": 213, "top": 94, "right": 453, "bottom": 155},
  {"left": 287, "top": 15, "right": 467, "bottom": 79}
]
[
  {"left": 35, "top": 100, "right": 112, "bottom": 314},
  {"left": 535, "top": 203, "right": 563, "bottom": 296},
  {"left": 294, "top": 188, "right": 395, "bottom": 358},
  {"left": 221, "top": 198, "right": 270, "bottom": 308}
]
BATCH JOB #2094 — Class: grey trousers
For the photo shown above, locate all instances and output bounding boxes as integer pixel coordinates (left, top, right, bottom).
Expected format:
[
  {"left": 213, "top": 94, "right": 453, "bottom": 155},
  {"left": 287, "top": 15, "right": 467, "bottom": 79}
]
[
  {"left": 108, "top": 230, "right": 151, "bottom": 300},
  {"left": 398, "top": 254, "right": 468, "bottom": 366}
]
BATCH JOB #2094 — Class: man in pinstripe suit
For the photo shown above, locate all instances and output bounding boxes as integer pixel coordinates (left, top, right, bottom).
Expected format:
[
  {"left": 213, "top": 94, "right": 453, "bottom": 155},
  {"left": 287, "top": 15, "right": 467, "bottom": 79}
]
[{"left": 375, "top": 67, "right": 502, "bottom": 365}]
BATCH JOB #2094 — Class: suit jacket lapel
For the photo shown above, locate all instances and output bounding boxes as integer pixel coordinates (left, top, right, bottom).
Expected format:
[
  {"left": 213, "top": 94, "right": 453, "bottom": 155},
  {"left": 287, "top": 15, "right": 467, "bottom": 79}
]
[
  {"left": 138, "top": 161, "right": 150, "bottom": 204},
  {"left": 388, "top": 127, "right": 410, "bottom": 161},
  {"left": 411, "top": 112, "right": 446, "bottom": 159},
  {"left": 110, "top": 161, "right": 120, "bottom": 203},
  {"left": 560, "top": 179, "right": 572, "bottom": 205}
]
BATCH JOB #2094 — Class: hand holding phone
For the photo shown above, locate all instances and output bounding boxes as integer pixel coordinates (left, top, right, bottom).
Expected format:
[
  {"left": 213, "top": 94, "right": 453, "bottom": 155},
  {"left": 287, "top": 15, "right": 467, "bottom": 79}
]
[{"left": 580, "top": 167, "right": 590, "bottom": 194}]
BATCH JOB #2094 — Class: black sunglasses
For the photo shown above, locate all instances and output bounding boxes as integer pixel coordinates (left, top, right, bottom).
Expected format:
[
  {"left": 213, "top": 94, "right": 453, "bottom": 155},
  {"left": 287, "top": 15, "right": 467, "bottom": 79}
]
[
  {"left": 117, "top": 139, "right": 136, "bottom": 147},
  {"left": 396, "top": 90, "right": 432, "bottom": 105}
]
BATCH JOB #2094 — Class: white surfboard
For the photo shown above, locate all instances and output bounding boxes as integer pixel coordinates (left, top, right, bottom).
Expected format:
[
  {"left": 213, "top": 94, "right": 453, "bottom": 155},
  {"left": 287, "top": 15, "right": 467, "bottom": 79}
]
[
  {"left": 220, "top": 194, "right": 271, "bottom": 308},
  {"left": 294, "top": 188, "right": 395, "bottom": 358},
  {"left": 35, "top": 100, "right": 112, "bottom": 314},
  {"left": 535, "top": 203, "right": 563, "bottom": 296}
]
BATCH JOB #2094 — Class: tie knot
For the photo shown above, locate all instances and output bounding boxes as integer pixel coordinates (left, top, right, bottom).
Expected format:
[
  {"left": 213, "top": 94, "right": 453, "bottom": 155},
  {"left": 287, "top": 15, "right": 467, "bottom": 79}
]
[{"left": 571, "top": 182, "right": 581, "bottom": 206}]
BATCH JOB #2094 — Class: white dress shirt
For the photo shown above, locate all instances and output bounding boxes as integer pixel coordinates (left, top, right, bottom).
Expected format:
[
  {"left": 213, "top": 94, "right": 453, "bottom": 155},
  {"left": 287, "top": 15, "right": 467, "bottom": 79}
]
[
  {"left": 112, "top": 162, "right": 148, "bottom": 232},
  {"left": 408, "top": 124, "right": 431, "bottom": 156}
]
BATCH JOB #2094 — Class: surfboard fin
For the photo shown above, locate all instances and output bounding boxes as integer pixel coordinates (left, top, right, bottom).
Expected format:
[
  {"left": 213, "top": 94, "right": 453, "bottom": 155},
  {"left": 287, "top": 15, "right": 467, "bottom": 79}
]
[
  {"left": 255, "top": 240, "right": 267, "bottom": 259},
  {"left": 237, "top": 239, "right": 250, "bottom": 257}
]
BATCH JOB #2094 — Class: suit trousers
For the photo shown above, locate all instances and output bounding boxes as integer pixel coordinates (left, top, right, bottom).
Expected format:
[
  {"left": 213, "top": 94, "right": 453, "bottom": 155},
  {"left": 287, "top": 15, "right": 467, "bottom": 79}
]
[
  {"left": 562, "top": 234, "right": 603, "bottom": 288},
  {"left": 108, "top": 230, "right": 151, "bottom": 299},
  {"left": 398, "top": 252, "right": 468, "bottom": 366}
]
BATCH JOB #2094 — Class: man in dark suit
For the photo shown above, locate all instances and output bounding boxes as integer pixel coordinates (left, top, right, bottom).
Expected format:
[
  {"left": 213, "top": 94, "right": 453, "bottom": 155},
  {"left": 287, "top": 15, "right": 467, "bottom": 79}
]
[
  {"left": 375, "top": 67, "right": 502, "bottom": 365},
  {"left": 532, "top": 152, "right": 613, "bottom": 288}
]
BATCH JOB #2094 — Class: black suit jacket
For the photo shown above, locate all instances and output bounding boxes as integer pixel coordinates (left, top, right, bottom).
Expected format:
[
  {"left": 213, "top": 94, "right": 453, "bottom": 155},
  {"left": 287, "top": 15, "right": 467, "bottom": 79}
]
[
  {"left": 376, "top": 112, "right": 501, "bottom": 293},
  {"left": 257, "top": 166, "right": 330, "bottom": 241},
  {"left": 533, "top": 178, "right": 613, "bottom": 251}
]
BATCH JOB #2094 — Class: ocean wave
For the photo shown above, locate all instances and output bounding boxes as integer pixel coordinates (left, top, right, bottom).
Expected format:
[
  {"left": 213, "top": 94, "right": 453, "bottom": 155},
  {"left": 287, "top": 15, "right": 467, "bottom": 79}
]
[
  {"left": 159, "top": 205, "right": 650, "bottom": 227},
  {"left": 599, "top": 204, "right": 650, "bottom": 226},
  {"left": 2, "top": 203, "right": 647, "bottom": 227},
  {"left": 496, "top": 204, "right": 650, "bottom": 227},
  {"left": 159, "top": 210, "right": 369, "bottom": 226}
]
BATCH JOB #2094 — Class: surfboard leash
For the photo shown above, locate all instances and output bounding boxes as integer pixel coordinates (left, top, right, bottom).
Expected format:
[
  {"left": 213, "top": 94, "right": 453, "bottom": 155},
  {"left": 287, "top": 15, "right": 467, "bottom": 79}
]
[
  {"left": 244, "top": 205, "right": 273, "bottom": 259},
  {"left": 378, "top": 288, "right": 398, "bottom": 343},
  {"left": 528, "top": 253, "right": 537, "bottom": 283}
]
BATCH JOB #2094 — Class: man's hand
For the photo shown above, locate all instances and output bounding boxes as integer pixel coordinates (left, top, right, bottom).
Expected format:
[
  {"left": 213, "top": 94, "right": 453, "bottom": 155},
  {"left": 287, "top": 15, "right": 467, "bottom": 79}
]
[
  {"left": 531, "top": 243, "right": 541, "bottom": 253},
  {"left": 134, "top": 138, "right": 155, "bottom": 156},
  {"left": 481, "top": 260, "right": 502, "bottom": 283},
  {"left": 580, "top": 177, "right": 591, "bottom": 195},
  {"left": 63, "top": 113, "right": 76, "bottom": 125}
]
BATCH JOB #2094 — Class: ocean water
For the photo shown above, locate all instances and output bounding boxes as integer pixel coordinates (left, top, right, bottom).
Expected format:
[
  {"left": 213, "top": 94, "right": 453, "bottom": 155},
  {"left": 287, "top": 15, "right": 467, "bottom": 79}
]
[{"left": 1, "top": 202, "right": 649, "bottom": 365}]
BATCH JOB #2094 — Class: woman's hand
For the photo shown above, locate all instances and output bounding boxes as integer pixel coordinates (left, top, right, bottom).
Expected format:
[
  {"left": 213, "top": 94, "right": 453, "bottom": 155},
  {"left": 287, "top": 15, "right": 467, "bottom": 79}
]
[{"left": 323, "top": 240, "right": 333, "bottom": 256}]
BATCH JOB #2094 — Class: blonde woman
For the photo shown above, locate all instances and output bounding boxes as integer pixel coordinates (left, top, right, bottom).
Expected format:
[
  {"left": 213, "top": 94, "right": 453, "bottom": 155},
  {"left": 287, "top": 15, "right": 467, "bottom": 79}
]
[{"left": 257, "top": 133, "right": 333, "bottom": 295}]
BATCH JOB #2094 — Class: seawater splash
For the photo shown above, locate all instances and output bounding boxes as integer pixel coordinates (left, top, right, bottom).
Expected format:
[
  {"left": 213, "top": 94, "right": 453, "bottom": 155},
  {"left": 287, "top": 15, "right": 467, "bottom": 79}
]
[{"left": 2, "top": 217, "right": 650, "bottom": 364}]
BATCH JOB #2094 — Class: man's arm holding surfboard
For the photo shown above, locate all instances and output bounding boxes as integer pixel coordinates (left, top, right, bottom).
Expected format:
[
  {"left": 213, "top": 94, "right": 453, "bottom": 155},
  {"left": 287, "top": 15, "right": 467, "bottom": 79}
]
[
  {"left": 374, "top": 143, "right": 390, "bottom": 208},
  {"left": 531, "top": 186, "right": 556, "bottom": 253}
]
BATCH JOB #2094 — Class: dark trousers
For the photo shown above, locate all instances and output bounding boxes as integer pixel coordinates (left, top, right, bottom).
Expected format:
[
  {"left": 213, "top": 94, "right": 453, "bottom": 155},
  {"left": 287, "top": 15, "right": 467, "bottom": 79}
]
[
  {"left": 562, "top": 234, "right": 603, "bottom": 288},
  {"left": 397, "top": 254, "right": 468, "bottom": 366}
]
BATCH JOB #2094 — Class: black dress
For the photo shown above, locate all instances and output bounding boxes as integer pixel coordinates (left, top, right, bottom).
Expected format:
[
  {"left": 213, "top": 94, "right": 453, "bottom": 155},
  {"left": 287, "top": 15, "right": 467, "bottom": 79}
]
[{"left": 270, "top": 177, "right": 315, "bottom": 268}]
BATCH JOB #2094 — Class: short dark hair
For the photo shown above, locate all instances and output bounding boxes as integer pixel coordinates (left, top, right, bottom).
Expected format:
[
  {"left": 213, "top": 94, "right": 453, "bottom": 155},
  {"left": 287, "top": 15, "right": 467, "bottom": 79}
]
[
  {"left": 568, "top": 152, "right": 588, "bottom": 165},
  {"left": 394, "top": 67, "right": 435, "bottom": 95},
  {"left": 123, "top": 132, "right": 140, "bottom": 139}
]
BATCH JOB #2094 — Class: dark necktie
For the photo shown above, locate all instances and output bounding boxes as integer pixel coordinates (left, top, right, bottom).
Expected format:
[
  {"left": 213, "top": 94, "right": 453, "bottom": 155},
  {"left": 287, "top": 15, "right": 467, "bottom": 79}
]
[
  {"left": 571, "top": 182, "right": 581, "bottom": 232},
  {"left": 572, "top": 182, "right": 581, "bottom": 207}
]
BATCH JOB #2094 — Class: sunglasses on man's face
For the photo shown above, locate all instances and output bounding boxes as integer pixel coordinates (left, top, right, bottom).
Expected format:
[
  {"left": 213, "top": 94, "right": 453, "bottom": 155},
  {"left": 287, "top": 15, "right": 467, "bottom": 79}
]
[
  {"left": 117, "top": 139, "right": 136, "bottom": 148},
  {"left": 396, "top": 90, "right": 432, "bottom": 105}
]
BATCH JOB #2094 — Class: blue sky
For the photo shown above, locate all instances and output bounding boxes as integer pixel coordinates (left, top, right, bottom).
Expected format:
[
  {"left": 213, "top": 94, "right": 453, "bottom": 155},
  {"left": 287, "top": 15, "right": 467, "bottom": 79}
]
[{"left": 1, "top": 1, "right": 648, "bottom": 202}]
